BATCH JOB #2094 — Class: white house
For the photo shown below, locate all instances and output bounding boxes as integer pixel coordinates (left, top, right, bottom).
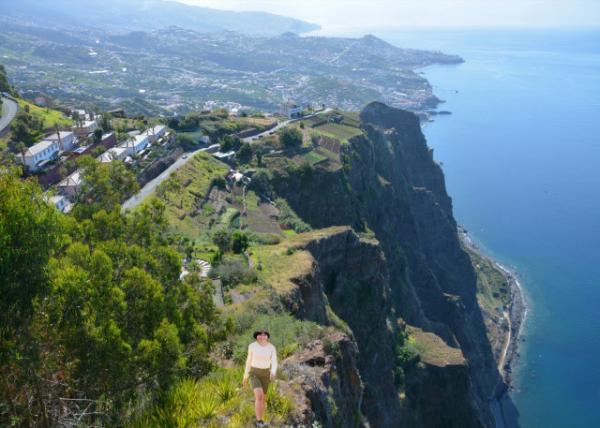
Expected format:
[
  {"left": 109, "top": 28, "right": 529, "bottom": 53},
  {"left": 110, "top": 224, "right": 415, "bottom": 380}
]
[
  {"left": 48, "top": 195, "right": 72, "bottom": 213},
  {"left": 280, "top": 102, "right": 302, "bottom": 119},
  {"left": 45, "top": 131, "right": 77, "bottom": 152},
  {"left": 120, "top": 134, "right": 150, "bottom": 156},
  {"left": 98, "top": 147, "right": 128, "bottom": 163},
  {"left": 22, "top": 140, "right": 60, "bottom": 171},
  {"left": 57, "top": 170, "right": 83, "bottom": 198},
  {"left": 73, "top": 119, "right": 98, "bottom": 137},
  {"left": 142, "top": 125, "right": 167, "bottom": 143}
]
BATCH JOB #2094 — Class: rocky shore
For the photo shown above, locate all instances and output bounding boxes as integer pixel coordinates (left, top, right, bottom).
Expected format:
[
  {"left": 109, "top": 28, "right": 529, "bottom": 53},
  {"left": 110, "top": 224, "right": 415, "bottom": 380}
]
[
  {"left": 459, "top": 228, "right": 527, "bottom": 427},
  {"left": 459, "top": 228, "right": 527, "bottom": 386}
]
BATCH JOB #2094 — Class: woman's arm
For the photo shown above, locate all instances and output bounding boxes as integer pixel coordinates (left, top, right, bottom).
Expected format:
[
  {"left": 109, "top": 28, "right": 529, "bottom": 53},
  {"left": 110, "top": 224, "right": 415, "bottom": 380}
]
[
  {"left": 243, "top": 343, "right": 253, "bottom": 380},
  {"left": 270, "top": 344, "right": 278, "bottom": 378}
]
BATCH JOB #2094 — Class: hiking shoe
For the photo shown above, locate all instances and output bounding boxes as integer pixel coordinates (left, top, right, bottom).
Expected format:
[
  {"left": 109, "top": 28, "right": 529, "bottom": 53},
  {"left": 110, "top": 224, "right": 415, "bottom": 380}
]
[{"left": 255, "top": 420, "right": 265, "bottom": 427}]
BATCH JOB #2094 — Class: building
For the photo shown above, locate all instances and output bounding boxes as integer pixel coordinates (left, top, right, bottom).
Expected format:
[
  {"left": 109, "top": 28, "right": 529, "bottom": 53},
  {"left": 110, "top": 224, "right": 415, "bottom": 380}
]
[
  {"left": 57, "top": 170, "right": 83, "bottom": 198},
  {"left": 48, "top": 195, "right": 72, "bottom": 213},
  {"left": 142, "top": 125, "right": 167, "bottom": 143},
  {"left": 22, "top": 140, "right": 60, "bottom": 171},
  {"left": 280, "top": 102, "right": 302, "bottom": 119},
  {"left": 98, "top": 147, "right": 128, "bottom": 163},
  {"left": 120, "top": 134, "right": 150, "bottom": 156},
  {"left": 45, "top": 131, "right": 77, "bottom": 152},
  {"left": 73, "top": 119, "right": 98, "bottom": 137}
]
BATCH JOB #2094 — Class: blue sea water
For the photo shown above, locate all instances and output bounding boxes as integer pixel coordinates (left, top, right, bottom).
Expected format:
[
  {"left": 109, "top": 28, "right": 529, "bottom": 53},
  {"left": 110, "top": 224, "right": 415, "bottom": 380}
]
[{"left": 319, "top": 27, "right": 600, "bottom": 426}]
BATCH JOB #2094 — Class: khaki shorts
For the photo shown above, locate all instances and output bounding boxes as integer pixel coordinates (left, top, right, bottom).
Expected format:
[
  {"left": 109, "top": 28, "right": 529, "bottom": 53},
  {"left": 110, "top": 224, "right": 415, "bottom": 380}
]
[{"left": 249, "top": 367, "right": 271, "bottom": 393}]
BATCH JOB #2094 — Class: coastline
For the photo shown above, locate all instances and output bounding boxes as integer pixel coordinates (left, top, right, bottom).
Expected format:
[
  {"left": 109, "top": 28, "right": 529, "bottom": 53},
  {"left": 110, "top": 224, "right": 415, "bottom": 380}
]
[
  {"left": 460, "top": 228, "right": 527, "bottom": 384},
  {"left": 458, "top": 227, "right": 527, "bottom": 427}
]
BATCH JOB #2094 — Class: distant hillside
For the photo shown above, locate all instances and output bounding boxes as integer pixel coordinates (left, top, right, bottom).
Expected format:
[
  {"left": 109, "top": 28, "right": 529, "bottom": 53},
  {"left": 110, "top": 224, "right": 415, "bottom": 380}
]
[{"left": 0, "top": 0, "right": 320, "bottom": 36}]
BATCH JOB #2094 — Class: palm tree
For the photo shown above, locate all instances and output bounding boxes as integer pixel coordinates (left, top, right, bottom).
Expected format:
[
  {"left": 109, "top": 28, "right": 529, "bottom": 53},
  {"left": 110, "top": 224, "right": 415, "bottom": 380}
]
[
  {"left": 127, "top": 134, "right": 137, "bottom": 156},
  {"left": 15, "top": 142, "right": 27, "bottom": 166}
]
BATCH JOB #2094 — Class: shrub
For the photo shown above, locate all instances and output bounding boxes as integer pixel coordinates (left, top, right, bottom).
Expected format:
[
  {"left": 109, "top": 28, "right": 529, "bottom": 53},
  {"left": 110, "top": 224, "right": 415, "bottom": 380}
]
[
  {"left": 279, "top": 127, "right": 303, "bottom": 148},
  {"left": 230, "top": 231, "right": 249, "bottom": 254},
  {"left": 210, "top": 257, "right": 257, "bottom": 289}
]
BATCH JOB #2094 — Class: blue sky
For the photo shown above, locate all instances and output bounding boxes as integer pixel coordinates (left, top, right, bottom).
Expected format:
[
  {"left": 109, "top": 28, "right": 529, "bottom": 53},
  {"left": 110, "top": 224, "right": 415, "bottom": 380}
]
[{"left": 180, "top": 0, "right": 600, "bottom": 30}]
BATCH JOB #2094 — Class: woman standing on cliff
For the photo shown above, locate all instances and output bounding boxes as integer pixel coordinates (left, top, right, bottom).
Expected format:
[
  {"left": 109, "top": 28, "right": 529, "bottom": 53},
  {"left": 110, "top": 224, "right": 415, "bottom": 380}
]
[{"left": 243, "top": 330, "right": 278, "bottom": 427}]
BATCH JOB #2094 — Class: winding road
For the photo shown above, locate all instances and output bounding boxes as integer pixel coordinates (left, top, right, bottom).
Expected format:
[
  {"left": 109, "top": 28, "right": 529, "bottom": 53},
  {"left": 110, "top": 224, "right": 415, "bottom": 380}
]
[{"left": 0, "top": 96, "right": 18, "bottom": 136}]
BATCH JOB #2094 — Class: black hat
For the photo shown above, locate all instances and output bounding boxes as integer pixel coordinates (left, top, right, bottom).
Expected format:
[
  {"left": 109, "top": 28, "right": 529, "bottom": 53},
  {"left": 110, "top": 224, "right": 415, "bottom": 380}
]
[{"left": 253, "top": 330, "right": 270, "bottom": 339}]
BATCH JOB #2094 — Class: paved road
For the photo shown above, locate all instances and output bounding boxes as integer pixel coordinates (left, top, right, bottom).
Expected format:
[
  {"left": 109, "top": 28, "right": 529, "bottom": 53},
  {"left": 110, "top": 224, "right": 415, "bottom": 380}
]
[
  {"left": 0, "top": 96, "right": 18, "bottom": 136},
  {"left": 242, "top": 108, "right": 333, "bottom": 143},
  {"left": 121, "top": 147, "right": 206, "bottom": 211},
  {"left": 123, "top": 109, "right": 333, "bottom": 211}
]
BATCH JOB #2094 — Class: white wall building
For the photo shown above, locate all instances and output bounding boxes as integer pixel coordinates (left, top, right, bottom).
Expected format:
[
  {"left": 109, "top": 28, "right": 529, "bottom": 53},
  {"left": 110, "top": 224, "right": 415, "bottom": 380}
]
[
  {"left": 120, "top": 134, "right": 150, "bottom": 156},
  {"left": 280, "top": 102, "right": 302, "bottom": 119},
  {"left": 73, "top": 119, "right": 98, "bottom": 137},
  {"left": 22, "top": 140, "right": 60, "bottom": 171},
  {"left": 57, "top": 170, "right": 83, "bottom": 198},
  {"left": 48, "top": 195, "right": 72, "bottom": 213},
  {"left": 45, "top": 131, "right": 77, "bottom": 152},
  {"left": 142, "top": 125, "right": 167, "bottom": 143},
  {"left": 98, "top": 147, "right": 128, "bottom": 163}
]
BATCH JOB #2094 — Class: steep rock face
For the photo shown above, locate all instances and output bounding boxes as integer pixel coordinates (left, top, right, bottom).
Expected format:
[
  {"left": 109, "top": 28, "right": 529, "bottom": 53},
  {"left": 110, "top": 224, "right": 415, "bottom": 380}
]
[
  {"left": 281, "top": 330, "right": 363, "bottom": 427},
  {"left": 274, "top": 228, "right": 483, "bottom": 427},
  {"left": 272, "top": 102, "right": 503, "bottom": 426}
]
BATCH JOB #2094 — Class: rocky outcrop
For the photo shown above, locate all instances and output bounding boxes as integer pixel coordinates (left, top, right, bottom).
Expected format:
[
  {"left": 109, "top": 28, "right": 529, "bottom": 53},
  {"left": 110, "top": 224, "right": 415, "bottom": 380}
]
[
  {"left": 281, "top": 330, "right": 364, "bottom": 427},
  {"left": 269, "top": 102, "right": 508, "bottom": 427},
  {"left": 270, "top": 228, "right": 485, "bottom": 427}
]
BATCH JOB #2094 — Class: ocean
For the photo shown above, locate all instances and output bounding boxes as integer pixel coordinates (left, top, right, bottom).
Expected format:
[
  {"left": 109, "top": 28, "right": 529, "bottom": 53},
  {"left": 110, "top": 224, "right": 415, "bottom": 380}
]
[{"left": 316, "top": 27, "right": 600, "bottom": 427}]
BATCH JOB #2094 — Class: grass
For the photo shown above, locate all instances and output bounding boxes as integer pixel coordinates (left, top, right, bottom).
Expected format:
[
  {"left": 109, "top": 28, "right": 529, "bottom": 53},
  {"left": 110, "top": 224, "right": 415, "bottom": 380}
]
[
  {"left": 302, "top": 150, "right": 327, "bottom": 166},
  {"left": 250, "top": 226, "right": 350, "bottom": 295},
  {"left": 405, "top": 326, "right": 466, "bottom": 367},
  {"left": 129, "top": 368, "right": 293, "bottom": 428},
  {"left": 313, "top": 123, "right": 363, "bottom": 143},
  {"left": 228, "top": 313, "right": 324, "bottom": 365},
  {"left": 138, "top": 151, "right": 229, "bottom": 240},
  {"left": 466, "top": 247, "right": 512, "bottom": 314},
  {"left": 17, "top": 99, "right": 73, "bottom": 129}
]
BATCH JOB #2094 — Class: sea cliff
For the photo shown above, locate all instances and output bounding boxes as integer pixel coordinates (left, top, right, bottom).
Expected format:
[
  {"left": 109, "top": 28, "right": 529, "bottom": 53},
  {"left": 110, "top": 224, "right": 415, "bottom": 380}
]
[
  {"left": 131, "top": 101, "right": 520, "bottom": 427},
  {"left": 252, "top": 102, "right": 516, "bottom": 426}
]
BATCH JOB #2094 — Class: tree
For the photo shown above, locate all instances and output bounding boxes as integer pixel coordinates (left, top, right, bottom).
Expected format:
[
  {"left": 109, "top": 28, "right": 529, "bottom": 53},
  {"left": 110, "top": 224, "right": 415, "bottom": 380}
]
[
  {"left": 0, "top": 167, "right": 226, "bottom": 426},
  {"left": 0, "top": 64, "right": 12, "bottom": 94},
  {"left": 93, "top": 128, "right": 103, "bottom": 143},
  {"left": 0, "top": 169, "right": 65, "bottom": 425},
  {"left": 72, "top": 156, "right": 139, "bottom": 219},
  {"left": 15, "top": 142, "right": 27, "bottom": 165},
  {"left": 279, "top": 127, "right": 303, "bottom": 148},
  {"left": 175, "top": 134, "right": 196, "bottom": 151},
  {"left": 212, "top": 229, "right": 231, "bottom": 253},
  {"left": 100, "top": 112, "right": 112, "bottom": 132},
  {"left": 219, "top": 135, "right": 241, "bottom": 152},
  {"left": 230, "top": 230, "right": 249, "bottom": 254},
  {"left": 236, "top": 142, "right": 252, "bottom": 164},
  {"left": 0, "top": 169, "right": 65, "bottom": 328},
  {"left": 255, "top": 148, "right": 264, "bottom": 167}
]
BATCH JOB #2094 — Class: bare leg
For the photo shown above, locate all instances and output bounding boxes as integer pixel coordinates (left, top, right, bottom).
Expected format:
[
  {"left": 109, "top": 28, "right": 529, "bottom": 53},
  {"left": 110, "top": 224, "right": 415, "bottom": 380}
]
[{"left": 253, "top": 388, "right": 265, "bottom": 421}]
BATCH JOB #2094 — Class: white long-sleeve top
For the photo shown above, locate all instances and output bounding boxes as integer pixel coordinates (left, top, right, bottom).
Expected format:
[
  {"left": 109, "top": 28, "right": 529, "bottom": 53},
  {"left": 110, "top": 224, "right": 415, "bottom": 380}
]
[{"left": 243, "top": 342, "right": 278, "bottom": 378}]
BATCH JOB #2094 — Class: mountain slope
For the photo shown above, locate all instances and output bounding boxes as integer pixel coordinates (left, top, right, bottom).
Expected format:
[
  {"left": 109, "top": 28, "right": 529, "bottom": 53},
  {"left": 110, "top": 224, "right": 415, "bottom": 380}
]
[{"left": 0, "top": 0, "right": 320, "bottom": 35}]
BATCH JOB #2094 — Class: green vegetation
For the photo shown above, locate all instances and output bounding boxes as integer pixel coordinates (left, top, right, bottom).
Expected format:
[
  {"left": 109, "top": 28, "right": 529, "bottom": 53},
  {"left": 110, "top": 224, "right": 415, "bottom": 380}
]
[
  {"left": 17, "top": 99, "right": 73, "bottom": 129},
  {"left": 278, "top": 127, "right": 303, "bottom": 148},
  {"left": 0, "top": 64, "right": 11, "bottom": 94},
  {"left": 466, "top": 247, "right": 512, "bottom": 314},
  {"left": 73, "top": 156, "right": 139, "bottom": 219},
  {"left": 303, "top": 149, "right": 328, "bottom": 166},
  {"left": 276, "top": 198, "right": 311, "bottom": 233},
  {"left": 148, "top": 152, "right": 230, "bottom": 240},
  {"left": 315, "top": 123, "right": 363, "bottom": 142},
  {"left": 0, "top": 169, "right": 227, "bottom": 426},
  {"left": 131, "top": 368, "right": 292, "bottom": 428}
]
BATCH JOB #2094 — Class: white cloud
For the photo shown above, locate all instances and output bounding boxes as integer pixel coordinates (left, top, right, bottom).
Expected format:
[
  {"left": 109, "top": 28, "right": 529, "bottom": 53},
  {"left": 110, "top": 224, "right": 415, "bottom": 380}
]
[{"left": 178, "top": 0, "right": 600, "bottom": 29}]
